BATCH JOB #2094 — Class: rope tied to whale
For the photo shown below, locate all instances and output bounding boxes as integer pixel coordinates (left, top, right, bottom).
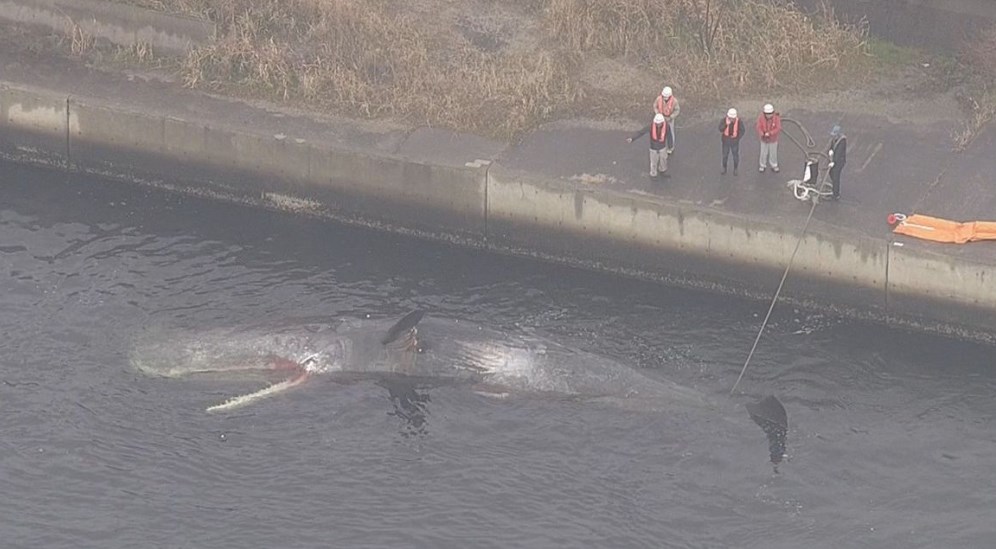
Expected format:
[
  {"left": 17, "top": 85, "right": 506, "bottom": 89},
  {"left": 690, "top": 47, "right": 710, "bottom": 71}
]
[{"left": 728, "top": 116, "right": 839, "bottom": 470}]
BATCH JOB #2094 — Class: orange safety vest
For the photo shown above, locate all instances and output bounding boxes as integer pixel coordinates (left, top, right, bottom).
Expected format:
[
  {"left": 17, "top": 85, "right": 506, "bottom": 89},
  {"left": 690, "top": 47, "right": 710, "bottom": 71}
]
[
  {"left": 759, "top": 116, "right": 776, "bottom": 134},
  {"left": 655, "top": 95, "right": 676, "bottom": 116},
  {"left": 651, "top": 121, "right": 668, "bottom": 143},
  {"left": 723, "top": 117, "right": 740, "bottom": 138}
]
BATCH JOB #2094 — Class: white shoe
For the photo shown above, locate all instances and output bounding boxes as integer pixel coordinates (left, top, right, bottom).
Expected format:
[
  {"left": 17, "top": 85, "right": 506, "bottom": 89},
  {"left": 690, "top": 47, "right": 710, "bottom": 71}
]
[{"left": 759, "top": 167, "right": 765, "bottom": 172}]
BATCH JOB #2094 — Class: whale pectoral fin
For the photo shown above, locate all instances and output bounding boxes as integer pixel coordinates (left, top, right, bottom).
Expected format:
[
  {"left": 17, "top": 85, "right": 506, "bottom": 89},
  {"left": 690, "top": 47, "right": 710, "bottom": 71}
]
[{"left": 206, "top": 370, "right": 311, "bottom": 413}]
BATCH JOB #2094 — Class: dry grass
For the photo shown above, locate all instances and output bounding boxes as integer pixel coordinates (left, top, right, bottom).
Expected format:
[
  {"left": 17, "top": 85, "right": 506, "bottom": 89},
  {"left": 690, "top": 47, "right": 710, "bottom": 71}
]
[
  {"left": 961, "top": 23, "right": 996, "bottom": 78},
  {"left": 106, "top": 0, "right": 214, "bottom": 13},
  {"left": 66, "top": 19, "right": 95, "bottom": 57},
  {"left": 952, "top": 23, "right": 996, "bottom": 150},
  {"left": 165, "top": 0, "right": 583, "bottom": 138},
  {"left": 107, "top": 0, "right": 869, "bottom": 139},
  {"left": 952, "top": 90, "right": 996, "bottom": 151},
  {"left": 546, "top": 0, "right": 865, "bottom": 100}
]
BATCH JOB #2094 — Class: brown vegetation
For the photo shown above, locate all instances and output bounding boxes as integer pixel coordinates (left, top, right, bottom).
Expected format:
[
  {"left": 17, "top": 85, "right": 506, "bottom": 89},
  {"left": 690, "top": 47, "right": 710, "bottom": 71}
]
[
  {"left": 545, "top": 0, "right": 863, "bottom": 98},
  {"left": 108, "top": 0, "right": 868, "bottom": 139},
  {"left": 953, "top": 23, "right": 996, "bottom": 150}
]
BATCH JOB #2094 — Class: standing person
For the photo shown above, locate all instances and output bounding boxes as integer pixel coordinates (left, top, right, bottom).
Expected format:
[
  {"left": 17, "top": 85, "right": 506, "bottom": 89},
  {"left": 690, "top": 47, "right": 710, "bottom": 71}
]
[
  {"left": 718, "top": 108, "right": 745, "bottom": 175},
  {"left": 756, "top": 103, "right": 781, "bottom": 173},
  {"left": 654, "top": 86, "right": 680, "bottom": 154},
  {"left": 626, "top": 113, "right": 673, "bottom": 179},
  {"left": 827, "top": 125, "right": 847, "bottom": 200}
]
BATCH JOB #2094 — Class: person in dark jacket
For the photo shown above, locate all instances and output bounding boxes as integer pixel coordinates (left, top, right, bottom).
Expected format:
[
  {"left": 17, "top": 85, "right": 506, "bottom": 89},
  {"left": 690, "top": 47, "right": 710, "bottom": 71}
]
[
  {"left": 827, "top": 125, "right": 847, "bottom": 200},
  {"left": 719, "top": 108, "right": 745, "bottom": 175},
  {"left": 627, "top": 113, "right": 673, "bottom": 179}
]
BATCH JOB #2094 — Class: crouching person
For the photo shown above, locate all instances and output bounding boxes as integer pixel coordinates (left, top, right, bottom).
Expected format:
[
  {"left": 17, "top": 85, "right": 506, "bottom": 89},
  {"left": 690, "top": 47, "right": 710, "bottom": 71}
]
[{"left": 627, "top": 113, "right": 673, "bottom": 180}]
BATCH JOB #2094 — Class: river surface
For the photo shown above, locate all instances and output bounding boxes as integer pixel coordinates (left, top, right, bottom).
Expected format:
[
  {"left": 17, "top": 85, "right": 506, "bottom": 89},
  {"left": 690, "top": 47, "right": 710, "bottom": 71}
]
[{"left": 1, "top": 162, "right": 994, "bottom": 548}]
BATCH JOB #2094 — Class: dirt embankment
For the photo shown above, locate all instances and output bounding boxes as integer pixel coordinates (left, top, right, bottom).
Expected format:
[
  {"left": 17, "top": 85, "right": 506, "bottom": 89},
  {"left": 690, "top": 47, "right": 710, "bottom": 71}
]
[
  {"left": 83, "top": 0, "right": 878, "bottom": 140},
  {"left": 11, "top": 0, "right": 991, "bottom": 145}
]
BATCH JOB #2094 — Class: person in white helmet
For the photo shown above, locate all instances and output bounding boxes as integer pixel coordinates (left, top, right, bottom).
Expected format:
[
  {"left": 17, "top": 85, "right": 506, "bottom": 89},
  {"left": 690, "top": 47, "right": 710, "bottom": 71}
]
[
  {"left": 718, "top": 108, "right": 745, "bottom": 175},
  {"left": 654, "top": 86, "right": 680, "bottom": 155},
  {"left": 627, "top": 112, "right": 673, "bottom": 179},
  {"left": 756, "top": 103, "right": 781, "bottom": 173}
]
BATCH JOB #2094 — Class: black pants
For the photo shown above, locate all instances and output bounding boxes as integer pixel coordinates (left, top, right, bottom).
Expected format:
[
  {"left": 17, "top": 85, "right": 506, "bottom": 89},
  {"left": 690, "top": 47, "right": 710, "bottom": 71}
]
[
  {"left": 722, "top": 140, "right": 740, "bottom": 170},
  {"left": 829, "top": 164, "right": 843, "bottom": 197}
]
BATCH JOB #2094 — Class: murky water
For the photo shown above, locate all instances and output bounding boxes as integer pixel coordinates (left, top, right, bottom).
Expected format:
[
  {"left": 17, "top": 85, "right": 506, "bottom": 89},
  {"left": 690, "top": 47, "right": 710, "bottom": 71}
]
[{"left": 1, "top": 163, "right": 994, "bottom": 548}]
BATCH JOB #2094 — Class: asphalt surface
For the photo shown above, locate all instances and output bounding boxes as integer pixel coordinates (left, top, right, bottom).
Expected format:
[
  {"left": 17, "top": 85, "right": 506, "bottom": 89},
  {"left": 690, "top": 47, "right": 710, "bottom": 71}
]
[{"left": 501, "top": 110, "right": 996, "bottom": 264}]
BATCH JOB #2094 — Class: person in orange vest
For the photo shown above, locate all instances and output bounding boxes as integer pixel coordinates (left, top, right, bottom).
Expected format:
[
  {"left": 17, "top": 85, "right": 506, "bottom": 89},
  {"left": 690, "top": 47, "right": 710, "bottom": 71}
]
[
  {"left": 718, "top": 108, "right": 745, "bottom": 175},
  {"left": 756, "top": 103, "right": 781, "bottom": 173},
  {"left": 654, "top": 86, "right": 680, "bottom": 155},
  {"left": 827, "top": 125, "right": 847, "bottom": 200},
  {"left": 627, "top": 112, "right": 673, "bottom": 179}
]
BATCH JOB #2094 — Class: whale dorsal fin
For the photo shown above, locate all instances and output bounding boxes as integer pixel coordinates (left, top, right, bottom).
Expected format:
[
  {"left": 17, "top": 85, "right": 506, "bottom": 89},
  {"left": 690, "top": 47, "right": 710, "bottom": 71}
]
[{"left": 381, "top": 310, "right": 425, "bottom": 345}]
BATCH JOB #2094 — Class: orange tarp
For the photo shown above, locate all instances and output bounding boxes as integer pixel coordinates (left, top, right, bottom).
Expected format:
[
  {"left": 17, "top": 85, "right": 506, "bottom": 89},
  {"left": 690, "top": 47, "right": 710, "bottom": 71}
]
[{"left": 893, "top": 214, "right": 996, "bottom": 244}]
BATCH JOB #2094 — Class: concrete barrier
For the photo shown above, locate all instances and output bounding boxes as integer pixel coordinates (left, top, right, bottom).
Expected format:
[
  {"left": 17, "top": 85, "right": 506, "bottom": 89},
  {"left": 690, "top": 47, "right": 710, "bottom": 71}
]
[
  {"left": 69, "top": 97, "right": 163, "bottom": 155},
  {"left": 0, "top": 0, "right": 214, "bottom": 55},
  {"left": 68, "top": 97, "right": 172, "bottom": 185},
  {"left": 64, "top": 89, "right": 488, "bottom": 241},
  {"left": 1, "top": 79, "right": 995, "bottom": 337},
  {"left": 887, "top": 244, "right": 996, "bottom": 331},
  {"left": 308, "top": 145, "right": 488, "bottom": 241},
  {"left": 485, "top": 165, "right": 889, "bottom": 311},
  {"left": 0, "top": 83, "right": 70, "bottom": 167}
]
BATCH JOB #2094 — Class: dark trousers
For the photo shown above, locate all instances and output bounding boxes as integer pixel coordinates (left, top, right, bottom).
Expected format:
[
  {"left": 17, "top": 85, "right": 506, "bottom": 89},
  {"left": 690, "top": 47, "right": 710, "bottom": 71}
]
[
  {"left": 722, "top": 140, "right": 740, "bottom": 170},
  {"left": 829, "top": 164, "right": 843, "bottom": 197}
]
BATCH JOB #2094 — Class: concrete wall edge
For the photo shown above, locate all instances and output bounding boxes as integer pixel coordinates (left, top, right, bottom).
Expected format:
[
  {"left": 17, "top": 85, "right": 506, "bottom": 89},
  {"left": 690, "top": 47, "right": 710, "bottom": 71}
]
[{"left": 1, "top": 79, "right": 993, "bottom": 340}]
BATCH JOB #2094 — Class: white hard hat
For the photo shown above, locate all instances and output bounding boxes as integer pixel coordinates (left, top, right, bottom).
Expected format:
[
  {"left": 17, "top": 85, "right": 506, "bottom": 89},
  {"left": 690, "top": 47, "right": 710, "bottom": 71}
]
[
  {"left": 654, "top": 113, "right": 665, "bottom": 124},
  {"left": 763, "top": 103, "right": 774, "bottom": 114},
  {"left": 662, "top": 86, "right": 672, "bottom": 98},
  {"left": 727, "top": 108, "right": 737, "bottom": 118}
]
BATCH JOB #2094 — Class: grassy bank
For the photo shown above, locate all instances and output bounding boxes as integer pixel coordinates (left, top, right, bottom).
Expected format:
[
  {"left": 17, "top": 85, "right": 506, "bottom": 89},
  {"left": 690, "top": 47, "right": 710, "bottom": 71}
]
[
  {"left": 951, "top": 23, "right": 996, "bottom": 150},
  {"left": 106, "top": 0, "right": 867, "bottom": 139}
]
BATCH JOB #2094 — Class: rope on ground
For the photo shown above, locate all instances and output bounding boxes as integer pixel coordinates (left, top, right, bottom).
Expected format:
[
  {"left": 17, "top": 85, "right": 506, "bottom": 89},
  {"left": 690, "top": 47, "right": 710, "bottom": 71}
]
[
  {"left": 781, "top": 117, "right": 832, "bottom": 201},
  {"left": 787, "top": 177, "right": 833, "bottom": 201},
  {"left": 780, "top": 117, "right": 818, "bottom": 156}
]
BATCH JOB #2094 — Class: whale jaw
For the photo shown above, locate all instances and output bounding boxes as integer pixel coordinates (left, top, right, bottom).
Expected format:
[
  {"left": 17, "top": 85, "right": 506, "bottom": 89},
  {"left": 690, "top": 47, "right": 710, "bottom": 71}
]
[
  {"left": 206, "top": 369, "right": 312, "bottom": 413},
  {"left": 131, "top": 311, "right": 429, "bottom": 412}
]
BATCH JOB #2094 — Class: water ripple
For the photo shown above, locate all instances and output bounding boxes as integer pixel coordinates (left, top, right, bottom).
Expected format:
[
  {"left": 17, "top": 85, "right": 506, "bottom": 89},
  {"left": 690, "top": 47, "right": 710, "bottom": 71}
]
[{"left": 2, "top": 162, "right": 995, "bottom": 548}]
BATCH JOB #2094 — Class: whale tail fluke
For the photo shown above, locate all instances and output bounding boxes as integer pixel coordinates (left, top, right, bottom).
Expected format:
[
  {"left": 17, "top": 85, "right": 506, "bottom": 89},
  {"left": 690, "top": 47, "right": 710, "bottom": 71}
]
[
  {"left": 381, "top": 309, "right": 425, "bottom": 346},
  {"left": 746, "top": 395, "right": 788, "bottom": 466}
]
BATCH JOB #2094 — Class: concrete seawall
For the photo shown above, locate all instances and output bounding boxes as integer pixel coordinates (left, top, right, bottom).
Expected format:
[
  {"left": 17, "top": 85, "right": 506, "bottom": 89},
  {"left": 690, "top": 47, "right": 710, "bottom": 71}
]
[
  {"left": 0, "top": 84, "right": 487, "bottom": 242},
  {"left": 2, "top": 80, "right": 994, "bottom": 338},
  {"left": 486, "top": 165, "right": 888, "bottom": 306},
  {"left": 0, "top": 0, "right": 213, "bottom": 55}
]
